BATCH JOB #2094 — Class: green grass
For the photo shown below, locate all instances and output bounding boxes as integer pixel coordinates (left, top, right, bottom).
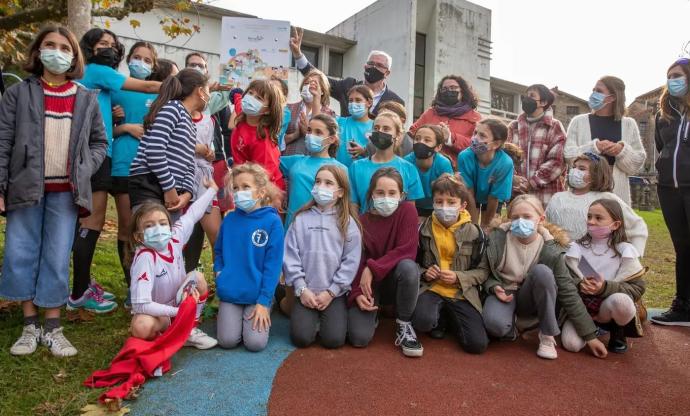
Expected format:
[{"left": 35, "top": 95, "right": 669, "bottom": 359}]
[{"left": 0, "top": 207, "right": 677, "bottom": 415}]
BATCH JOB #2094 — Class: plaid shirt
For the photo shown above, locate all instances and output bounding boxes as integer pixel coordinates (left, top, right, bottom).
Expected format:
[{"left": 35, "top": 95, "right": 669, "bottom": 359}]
[{"left": 508, "top": 112, "right": 566, "bottom": 206}]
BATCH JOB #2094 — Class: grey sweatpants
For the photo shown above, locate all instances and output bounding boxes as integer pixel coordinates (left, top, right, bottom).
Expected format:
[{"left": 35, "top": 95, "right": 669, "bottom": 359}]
[
  {"left": 216, "top": 302, "right": 269, "bottom": 352},
  {"left": 290, "top": 296, "right": 347, "bottom": 348},
  {"left": 482, "top": 264, "right": 560, "bottom": 338}
]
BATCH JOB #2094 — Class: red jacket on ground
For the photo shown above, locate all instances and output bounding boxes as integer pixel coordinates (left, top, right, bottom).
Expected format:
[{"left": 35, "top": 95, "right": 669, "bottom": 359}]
[{"left": 231, "top": 121, "right": 286, "bottom": 191}]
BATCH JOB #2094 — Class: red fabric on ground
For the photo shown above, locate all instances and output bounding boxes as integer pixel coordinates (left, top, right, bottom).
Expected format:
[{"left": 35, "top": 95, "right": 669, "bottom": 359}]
[
  {"left": 269, "top": 319, "right": 690, "bottom": 415},
  {"left": 83, "top": 298, "right": 197, "bottom": 403}
]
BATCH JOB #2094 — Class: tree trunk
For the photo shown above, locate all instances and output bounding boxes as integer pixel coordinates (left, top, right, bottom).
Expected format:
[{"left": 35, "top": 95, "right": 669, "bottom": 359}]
[{"left": 67, "top": 0, "right": 91, "bottom": 40}]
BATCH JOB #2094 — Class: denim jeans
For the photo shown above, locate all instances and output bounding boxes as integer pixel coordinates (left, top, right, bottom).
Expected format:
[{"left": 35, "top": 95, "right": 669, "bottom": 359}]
[{"left": 0, "top": 192, "right": 78, "bottom": 308}]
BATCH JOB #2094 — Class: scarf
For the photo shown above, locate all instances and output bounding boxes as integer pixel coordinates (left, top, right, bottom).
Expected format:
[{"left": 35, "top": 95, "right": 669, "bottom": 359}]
[{"left": 434, "top": 101, "right": 472, "bottom": 119}]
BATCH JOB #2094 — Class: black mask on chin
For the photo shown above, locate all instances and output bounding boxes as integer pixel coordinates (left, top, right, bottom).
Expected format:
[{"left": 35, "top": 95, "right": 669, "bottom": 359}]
[
  {"left": 370, "top": 131, "right": 394, "bottom": 150},
  {"left": 364, "top": 66, "right": 385, "bottom": 84},
  {"left": 438, "top": 90, "right": 460, "bottom": 106},
  {"left": 521, "top": 95, "right": 539, "bottom": 115},
  {"left": 90, "top": 47, "right": 119, "bottom": 68}
]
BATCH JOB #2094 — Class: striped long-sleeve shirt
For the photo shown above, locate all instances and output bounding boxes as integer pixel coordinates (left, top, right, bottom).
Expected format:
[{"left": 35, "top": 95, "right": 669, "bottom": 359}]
[{"left": 130, "top": 100, "right": 197, "bottom": 193}]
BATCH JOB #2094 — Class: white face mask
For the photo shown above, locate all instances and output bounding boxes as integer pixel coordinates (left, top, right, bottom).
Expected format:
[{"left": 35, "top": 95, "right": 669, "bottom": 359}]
[
  {"left": 433, "top": 206, "right": 460, "bottom": 225},
  {"left": 372, "top": 197, "right": 399, "bottom": 217},
  {"left": 568, "top": 168, "right": 588, "bottom": 189}
]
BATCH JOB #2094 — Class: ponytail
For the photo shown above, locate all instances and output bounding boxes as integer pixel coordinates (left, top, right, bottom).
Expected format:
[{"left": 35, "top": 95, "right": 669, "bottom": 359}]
[{"left": 144, "top": 68, "right": 208, "bottom": 130}]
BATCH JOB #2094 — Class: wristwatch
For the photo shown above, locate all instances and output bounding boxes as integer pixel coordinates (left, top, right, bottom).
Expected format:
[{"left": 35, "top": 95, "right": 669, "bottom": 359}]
[
  {"left": 327, "top": 289, "right": 336, "bottom": 298},
  {"left": 295, "top": 286, "right": 306, "bottom": 297}
]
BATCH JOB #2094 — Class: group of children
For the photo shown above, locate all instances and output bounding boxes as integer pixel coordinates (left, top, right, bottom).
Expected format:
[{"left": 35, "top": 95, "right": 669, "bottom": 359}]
[{"left": 0, "top": 25, "right": 651, "bottom": 364}]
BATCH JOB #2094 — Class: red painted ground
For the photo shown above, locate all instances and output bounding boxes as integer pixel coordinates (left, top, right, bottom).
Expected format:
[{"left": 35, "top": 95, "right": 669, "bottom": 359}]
[{"left": 269, "top": 319, "right": 690, "bottom": 416}]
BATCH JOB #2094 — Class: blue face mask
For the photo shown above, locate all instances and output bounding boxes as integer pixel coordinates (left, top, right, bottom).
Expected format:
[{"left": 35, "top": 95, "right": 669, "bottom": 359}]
[
  {"left": 470, "top": 136, "right": 489, "bottom": 155},
  {"left": 128, "top": 59, "right": 152, "bottom": 80},
  {"left": 241, "top": 94, "right": 264, "bottom": 116},
  {"left": 143, "top": 224, "right": 172, "bottom": 252},
  {"left": 311, "top": 186, "right": 336, "bottom": 206},
  {"left": 348, "top": 102, "right": 367, "bottom": 119},
  {"left": 588, "top": 91, "right": 609, "bottom": 111},
  {"left": 668, "top": 77, "right": 688, "bottom": 97},
  {"left": 511, "top": 218, "right": 536, "bottom": 239},
  {"left": 234, "top": 190, "right": 257, "bottom": 212},
  {"left": 305, "top": 134, "right": 326, "bottom": 153},
  {"left": 40, "top": 49, "right": 73, "bottom": 75},
  {"left": 372, "top": 197, "right": 399, "bottom": 217}
]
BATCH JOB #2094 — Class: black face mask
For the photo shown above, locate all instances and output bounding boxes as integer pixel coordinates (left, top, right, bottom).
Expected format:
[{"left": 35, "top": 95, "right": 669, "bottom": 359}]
[
  {"left": 438, "top": 90, "right": 460, "bottom": 106},
  {"left": 370, "top": 131, "right": 394, "bottom": 150},
  {"left": 521, "top": 95, "right": 538, "bottom": 115},
  {"left": 364, "top": 66, "right": 385, "bottom": 84},
  {"left": 90, "top": 47, "right": 119, "bottom": 67},
  {"left": 413, "top": 142, "right": 435, "bottom": 159}
]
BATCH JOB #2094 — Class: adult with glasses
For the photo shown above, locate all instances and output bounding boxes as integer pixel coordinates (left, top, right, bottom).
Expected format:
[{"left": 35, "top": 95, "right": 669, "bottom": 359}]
[
  {"left": 289, "top": 27, "right": 404, "bottom": 117},
  {"left": 564, "top": 76, "right": 646, "bottom": 205}
]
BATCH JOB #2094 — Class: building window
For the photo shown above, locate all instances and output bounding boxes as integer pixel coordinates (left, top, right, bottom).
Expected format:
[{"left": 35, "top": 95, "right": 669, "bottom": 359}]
[
  {"left": 292, "top": 45, "right": 319, "bottom": 68},
  {"left": 491, "top": 90, "right": 514, "bottom": 113},
  {"left": 413, "top": 32, "right": 426, "bottom": 120},
  {"left": 566, "top": 105, "right": 580, "bottom": 115},
  {"left": 328, "top": 51, "right": 343, "bottom": 78}
]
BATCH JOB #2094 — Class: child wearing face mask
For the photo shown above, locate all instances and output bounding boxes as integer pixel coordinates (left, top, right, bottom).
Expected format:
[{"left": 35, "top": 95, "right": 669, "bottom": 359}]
[
  {"left": 545, "top": 153, "right": 647, "bottom": 255},
  {"left": 214, "top": 163, "right": 284, "bottom": 352},
  {"left": 457, "top": 117, "right": 514, "bottom": 227},
  {"left": 348, "top": 111, "right": 424, "bottom": 213},
  {"left": 127, "top": 181, "right": 219, "bottom": 349},
  {"left": 347, "top": 168, "right": 423, "bottom": 357},
  {"left": 482, "top": 195, "right": 607, "bottom": 360},
  {"left": 562, "top": 199, "right": 646, "bottom": 355},
  {"left": 231, "top": 80, "right": 286, "bottom": 191},
  {"left": 284, "top": 165, "right": 362, "bottom": 348},
  {"left": 411, "top": 174, "right": 489, "bottom": 354},
  {"left": 336, "top": 85, "right": 375, "bottom": 166},
  {"left": 284, "top": 70, "right": 335, "bottom": 156},
  {"left": 403, "top": 124, "right": 454, "bottom": 217},
  {"left": 280, "top": 114, "right": 346, "bottom": 227},
  {"left": 128, "top": 69, "right": 210, "bottom": 220}
]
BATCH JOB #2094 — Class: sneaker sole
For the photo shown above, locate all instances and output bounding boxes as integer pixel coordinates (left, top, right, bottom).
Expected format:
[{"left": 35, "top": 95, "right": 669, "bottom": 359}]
[
  {"left": 402, "top": 347, "right": 424, "bottom": 357},
  {"left": 537, "top": 351, "right": 558, "bottom": 360},
  {"left": 10, "top": 348, "right": 37, "bottom": 356},
  {"left": 185, "top": 341, "right": 218, "bottom": 350},
  {"left": 66, "top": 304, "right": 118, "bottom": 314},
  {"left": 650, "top": 318, "right": 690, "bottom": 327}
]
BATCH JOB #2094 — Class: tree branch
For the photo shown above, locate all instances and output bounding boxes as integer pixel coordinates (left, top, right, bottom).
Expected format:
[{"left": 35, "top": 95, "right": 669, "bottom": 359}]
[{"left": 0, "top": 1, "right": 66, "bottom": 31}]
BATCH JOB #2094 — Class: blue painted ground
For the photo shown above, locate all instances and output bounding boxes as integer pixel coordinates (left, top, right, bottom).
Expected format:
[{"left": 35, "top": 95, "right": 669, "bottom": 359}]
[{"left": 128, "top": 313, "right": 295, "bottom": 416}]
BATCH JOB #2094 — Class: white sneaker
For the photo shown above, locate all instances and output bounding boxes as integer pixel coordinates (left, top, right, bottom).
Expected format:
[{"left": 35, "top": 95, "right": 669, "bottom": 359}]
[
  {"left": 10, "top": 324, "right": 41, "bottom": 356},
  {"left": 536, "top": 332, "right": 557, "bottom": 360},
  {"left": 41, "top": 327, "right": 78, "bottom": 357},
  {"left": 184, "top": 327, "right": 218, "bottom": 350}
]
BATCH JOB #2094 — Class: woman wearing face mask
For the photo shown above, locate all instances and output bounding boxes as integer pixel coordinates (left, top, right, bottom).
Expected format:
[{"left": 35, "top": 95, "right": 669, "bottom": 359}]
[
  {"left": 482, "top": 195, "right": 608, "bottom": 360},
  {"left": 347, "top": 168, "right": 423, "bottom": 357},
  {"left": 0, "top": 26, "right": 107, "bottom": 357},
  {"left": 284, "top": 70, "right": 335, "bottom": 156},
  {"left": 545, "top": 153, "right": 647, "bottom": 255},
  {"left": 231, "top": 79, "right": 286, "bottom": 191},
  {"left": 457, "top": 118, "right": 514, "bottom": 227},
  {"left": 408, "top": 75, "right": 481, "bottom": 168},
  {"left": 507, "top": 84, "right": 566, "bottom": 207},
  {"left": 71, "top": 30, "right": 162, "bottom": 316},
  {"left": 348, "top": 111, "right": 423, "bottom": 212},
  {"left": 336, "top": 85, "right": 374, "bottom": 166},
  {"left": 564, "top": 76, "right": 646, "bottom": 205},
  {"left": 280, "top": 114, "right": 346, "bottom": 226},
  {"left": 650, "top": 58, "right": 690, "bottom": 326},
  {"left": 403, "top": 124, "right": 453, "bottom": 217}
]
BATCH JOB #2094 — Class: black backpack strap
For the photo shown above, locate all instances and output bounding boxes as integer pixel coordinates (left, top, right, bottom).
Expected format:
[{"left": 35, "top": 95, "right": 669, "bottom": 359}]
[{"left": 470, "top": 223, "right": 486, "bottom": 269}]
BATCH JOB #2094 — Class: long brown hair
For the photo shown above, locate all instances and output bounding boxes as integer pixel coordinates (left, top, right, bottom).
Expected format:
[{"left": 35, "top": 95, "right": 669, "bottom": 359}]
[
  {"left": 573, "top": 153, "right": 614, "bottom": 192},
  {"left": 364, "top": 167, "right": 404, "bottom": 211},
  {"left": 294, "top": 165, "right": 362, "bottom": 239},
  {"left": 126, "top": 41, "right": 158, "bottom": 73},
  {"left": 144, "top": 69, "right": 208, "bottom": 130},
  {"left": 124, "top": 202, "right": 172, "bottom": 266},
  {"left": 660, "top": 59, "right": 690, "bottom": 120},
  {"left": 598, "top": 76, "right": 627, "bottom": 121},
  {"left": 23, "top": 25, "right": 85, "bottom": 79},
  {"left": 236, "top": 79, "right": 282, "bottom": 144},
  {"left": 311, "top": 113, "right": 340, "bottom": 158},
  {"left": 577, "top": 198, "right": 628, "bottom": 258}
]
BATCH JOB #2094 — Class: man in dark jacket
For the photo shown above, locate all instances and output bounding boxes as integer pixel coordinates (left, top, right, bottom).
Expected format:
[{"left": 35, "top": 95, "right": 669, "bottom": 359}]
[{"left": 289, "top": 27, "right": 404, "bottom": 117}]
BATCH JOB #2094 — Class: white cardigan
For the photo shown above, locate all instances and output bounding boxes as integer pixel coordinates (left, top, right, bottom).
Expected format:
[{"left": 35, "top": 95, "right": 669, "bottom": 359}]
[{"left": 564, "top": 113, "right": 647, "bottom": 205}]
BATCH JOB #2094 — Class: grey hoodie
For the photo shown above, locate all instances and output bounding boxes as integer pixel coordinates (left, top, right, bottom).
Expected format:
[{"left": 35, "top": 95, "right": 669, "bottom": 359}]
[{"left": 283, "top": 205, "right": 362, "bottom": 297}]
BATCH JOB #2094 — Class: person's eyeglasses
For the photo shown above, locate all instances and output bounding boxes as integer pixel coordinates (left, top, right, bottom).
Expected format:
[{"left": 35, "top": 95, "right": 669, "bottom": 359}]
[
  {"left": 583, "top": 152, "right": 600, "bottom": 161},
  {"left": 366, "top": 61, "right": 388, "bottom": 71},
  {"left": 440, "top": 87, "right": 461, "bottom": 92}
]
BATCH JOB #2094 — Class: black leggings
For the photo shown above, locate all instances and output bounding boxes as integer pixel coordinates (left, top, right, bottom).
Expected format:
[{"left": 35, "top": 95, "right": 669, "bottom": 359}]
[{"left": 658, "top": 185, "right": 690, "bottom": 301}]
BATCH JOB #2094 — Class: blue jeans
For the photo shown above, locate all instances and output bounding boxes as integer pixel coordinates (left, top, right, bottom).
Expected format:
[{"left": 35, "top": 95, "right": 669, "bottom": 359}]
[{"left": 0, "top": 192, "right": 78, "bottom": 308}]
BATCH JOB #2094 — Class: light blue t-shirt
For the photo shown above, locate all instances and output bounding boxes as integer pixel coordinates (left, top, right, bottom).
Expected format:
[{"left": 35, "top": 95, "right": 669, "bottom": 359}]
[
  {"left": 348, "top": 156, "right": 424, "bottom": 213},
  {"left": 110, "top": 90, "right": 157, "bottom": 177},
  {"left": 79, "top": 63, "right": 127, "bottom": 156},
  {"left": 404, "top": 152, "right": 454, "bottom": 211},
  {"left": 278, "top": 106, "right": 291, "bottom": 152},
  {"left": 336, "top": 116, "right": 374, "bottom": 167},
  {"left": 280, "top": 155, "right": 346, "bottom": 226},
  {"left": 457, "top": 148, "right": 514, "bottom": 205}
]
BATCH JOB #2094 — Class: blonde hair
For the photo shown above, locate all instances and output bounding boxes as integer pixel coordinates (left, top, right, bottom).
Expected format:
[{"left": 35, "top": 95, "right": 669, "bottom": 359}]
[
  {"left": 227, "top": 163, "right": 282, "bottom": 208},
  {"left": 506, "top": 194, "right": 570, "bottom": 246},
  {"left": 598, "top": 76, "right": 627, "bottom": 121},
  {"left": 374, "top": 110, "right": 405, "bottom": 155},
  {"left": 301, "top": 69, "right": 331, "bottom": 108}
]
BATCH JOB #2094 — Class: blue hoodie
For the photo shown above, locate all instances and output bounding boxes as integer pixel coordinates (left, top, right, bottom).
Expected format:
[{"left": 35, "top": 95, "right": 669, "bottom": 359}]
[{"left": 214, "top": 206, "right": 284, "bottom": 306}]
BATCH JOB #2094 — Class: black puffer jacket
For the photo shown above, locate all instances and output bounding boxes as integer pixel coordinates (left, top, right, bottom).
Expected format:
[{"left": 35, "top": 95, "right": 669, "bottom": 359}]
[{"left": 655, "top": 108, "right": 690, "bottom": 188}]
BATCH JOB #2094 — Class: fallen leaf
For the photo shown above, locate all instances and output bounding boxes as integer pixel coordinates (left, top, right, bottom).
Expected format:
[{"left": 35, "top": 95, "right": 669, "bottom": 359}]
[
  {"left": 52, "top": 369, "right": 68, "bottom": 383},
  {"left": 81, "top": 403, "right": 130, "bottom": 415}
]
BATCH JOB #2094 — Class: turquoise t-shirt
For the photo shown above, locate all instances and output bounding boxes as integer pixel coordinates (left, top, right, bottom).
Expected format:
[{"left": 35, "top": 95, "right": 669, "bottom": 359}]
[
  {"left": 336, "top": 116, "right": 373, "bottom": 167},
  {"left": 110, "top": 90, "right": 157, "bottom": 177},
  {"left": 404, "top": 152, "right": 454, "bottom": 211},
  {"left": 79, "top": 63, "right": 127, "bottom": 156},
  {"left": 280, "top": 155, "right": 346, "bottom": 226},
  {"left": 278, "top": 106, "right": 291, "bottom": 152},
  {"left": 457, "top": 148, "right": 514, "bottom": 205},
  {"left": 348, "top": 156, "right": 424, "bottom": 213}
]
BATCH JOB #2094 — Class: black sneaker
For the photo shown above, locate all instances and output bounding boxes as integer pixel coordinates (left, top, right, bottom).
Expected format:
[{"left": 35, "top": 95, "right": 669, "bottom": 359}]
[
  {"left": 651, "top": 298, "right": 690, "bottom": 327},
  {"left": 395, "top": 320, "right": 423, "bottom": 357},
  {"left": 607, "top": 324, "right": 628, "bottom": 354}
]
